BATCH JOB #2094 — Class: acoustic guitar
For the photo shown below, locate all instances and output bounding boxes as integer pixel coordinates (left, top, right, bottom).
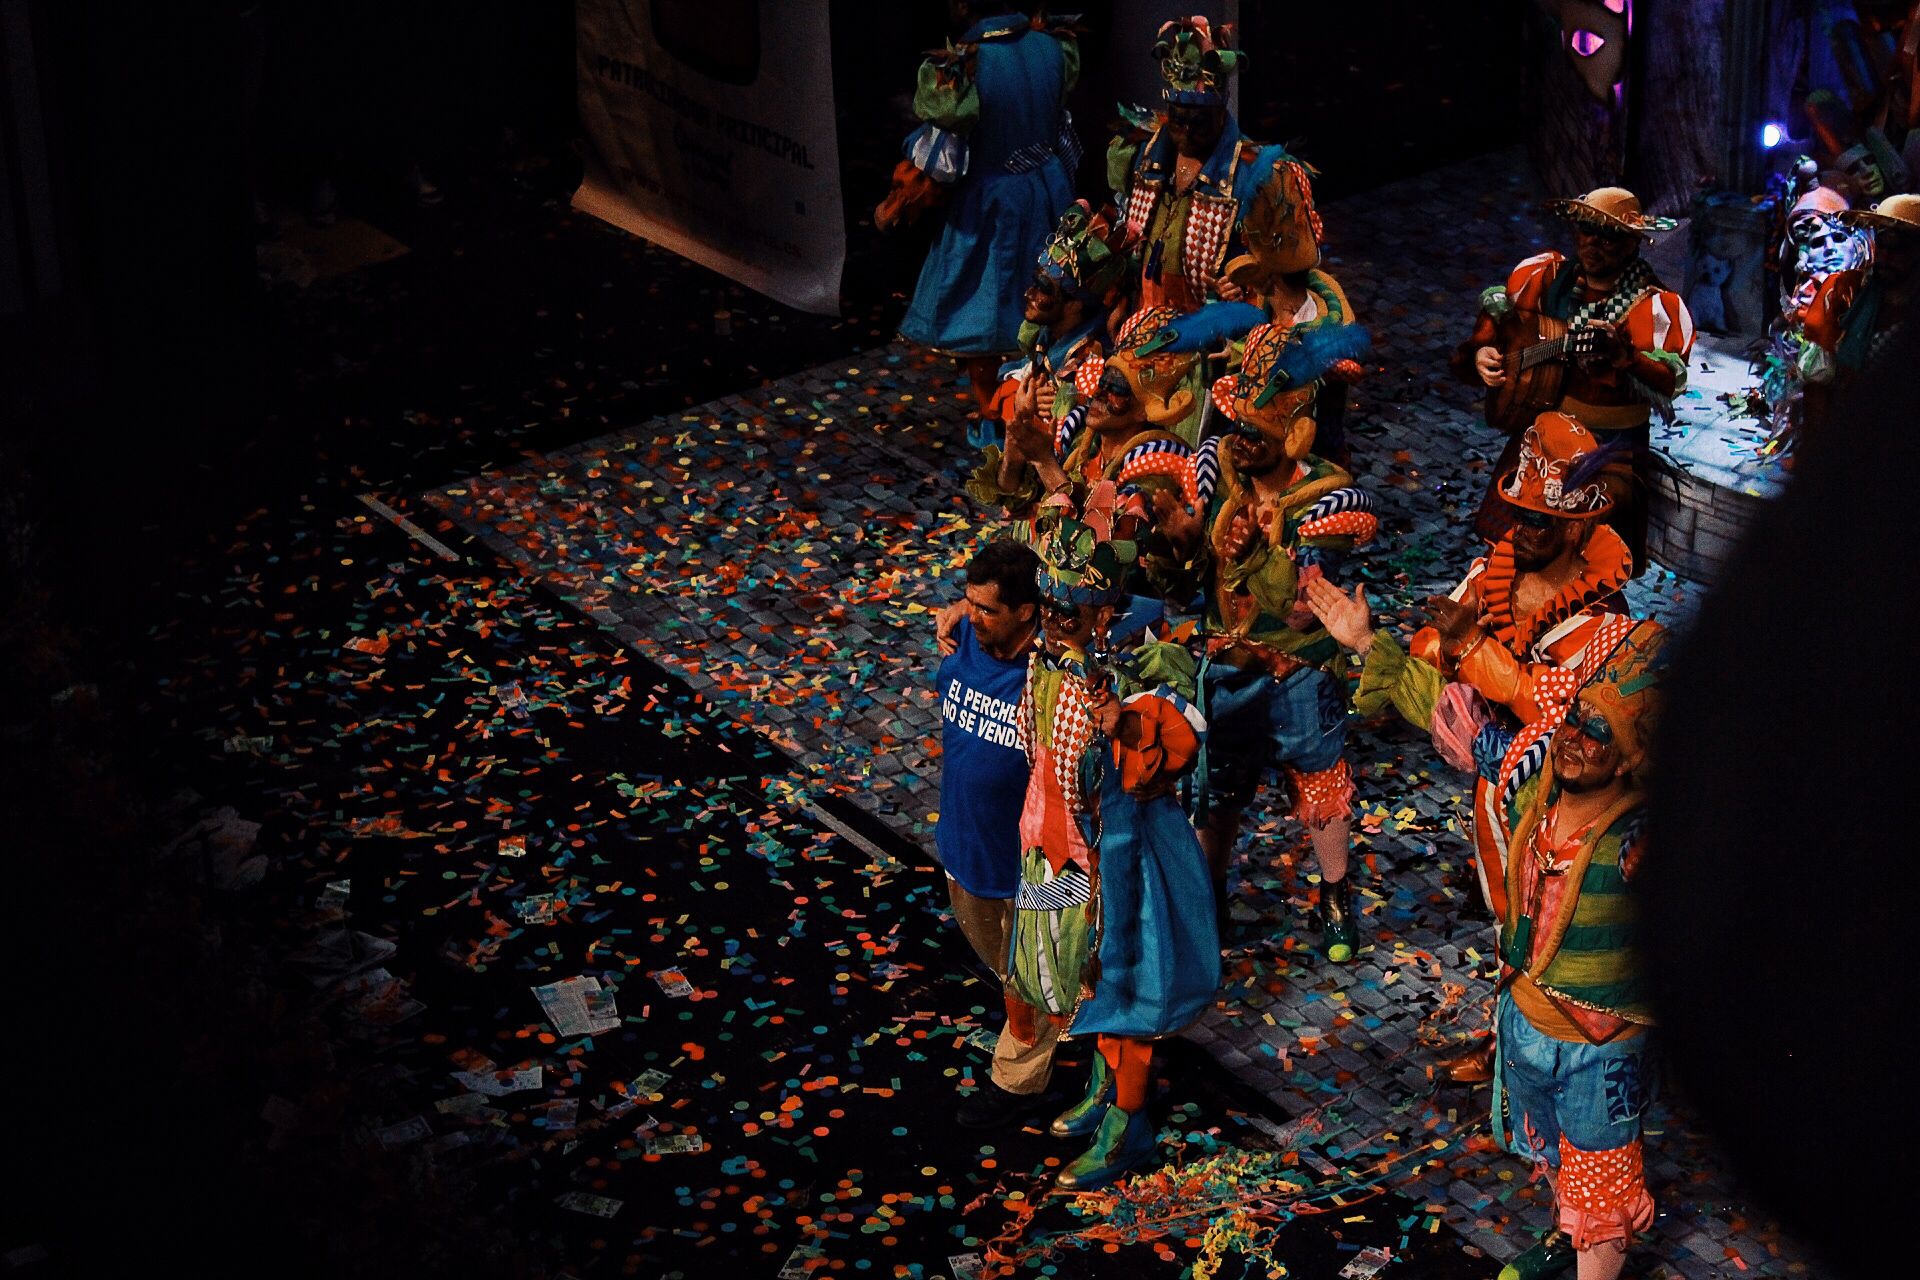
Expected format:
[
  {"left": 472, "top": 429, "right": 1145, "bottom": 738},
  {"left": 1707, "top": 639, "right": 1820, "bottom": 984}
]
[{"left": 1482, "top": 314, "right": 1606, "bottom": 434}]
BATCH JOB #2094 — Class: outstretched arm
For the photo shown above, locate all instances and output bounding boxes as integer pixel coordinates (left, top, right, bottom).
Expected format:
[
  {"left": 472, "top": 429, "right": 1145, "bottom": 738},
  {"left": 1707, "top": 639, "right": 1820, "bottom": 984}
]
[{"left": 1303, "top": 577, "right": 1447, "bottom": 730}]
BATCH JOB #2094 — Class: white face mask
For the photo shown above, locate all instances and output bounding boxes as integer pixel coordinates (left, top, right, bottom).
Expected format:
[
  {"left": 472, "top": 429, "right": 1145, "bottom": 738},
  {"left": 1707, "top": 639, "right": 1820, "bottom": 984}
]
[{"left": 1792, "top": 215, "right": 1866, "bottom": 280}]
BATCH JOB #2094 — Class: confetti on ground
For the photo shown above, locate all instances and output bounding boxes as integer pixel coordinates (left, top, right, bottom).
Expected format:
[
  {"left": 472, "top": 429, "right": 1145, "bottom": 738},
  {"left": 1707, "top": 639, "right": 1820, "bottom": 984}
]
[{"left": 123, "top": 145, "right": 1810, "bottom": 1280}]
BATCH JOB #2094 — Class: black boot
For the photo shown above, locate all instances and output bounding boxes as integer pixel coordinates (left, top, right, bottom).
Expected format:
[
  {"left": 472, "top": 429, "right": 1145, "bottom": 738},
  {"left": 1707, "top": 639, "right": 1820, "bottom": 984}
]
[
  {"left": 1318, "top": 875, "right": 1358, "bottom": 963},
  {"left": 955, "top": 1079, "right": 1046, "bottom": 1130}
]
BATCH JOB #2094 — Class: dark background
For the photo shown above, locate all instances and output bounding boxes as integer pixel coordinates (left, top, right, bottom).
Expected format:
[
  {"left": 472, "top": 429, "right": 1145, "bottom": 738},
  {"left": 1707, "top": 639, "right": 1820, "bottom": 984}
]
[{"left": 0, "top": 3, "right": 1540, "bottom": 1276}]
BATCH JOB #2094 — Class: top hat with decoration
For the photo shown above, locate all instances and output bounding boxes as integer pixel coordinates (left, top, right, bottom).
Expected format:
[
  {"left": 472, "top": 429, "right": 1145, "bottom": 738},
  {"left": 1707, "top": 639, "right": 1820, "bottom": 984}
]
[{"left": 1497, "top": 411, "right": 1617, "bottom": 518}]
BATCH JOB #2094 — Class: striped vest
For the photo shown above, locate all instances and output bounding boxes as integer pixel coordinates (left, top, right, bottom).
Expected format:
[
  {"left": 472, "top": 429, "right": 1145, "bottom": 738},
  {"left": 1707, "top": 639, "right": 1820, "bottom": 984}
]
[{"left": 1500, "top": 772, "right": 1652, "bottom": 1026}]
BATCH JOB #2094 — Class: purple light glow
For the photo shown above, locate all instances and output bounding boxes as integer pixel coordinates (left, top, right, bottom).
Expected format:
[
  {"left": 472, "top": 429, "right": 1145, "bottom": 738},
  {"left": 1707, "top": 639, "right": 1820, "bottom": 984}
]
[{"left": 1569, "top": 29, "right": 1608, "bottom": 57}]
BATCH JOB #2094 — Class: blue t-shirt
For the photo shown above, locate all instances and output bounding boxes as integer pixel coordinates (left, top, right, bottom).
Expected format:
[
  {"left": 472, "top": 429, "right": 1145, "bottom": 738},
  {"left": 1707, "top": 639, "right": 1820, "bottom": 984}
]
[{"left": 935, "top": 617, "right": 1031, "bottom": 899}]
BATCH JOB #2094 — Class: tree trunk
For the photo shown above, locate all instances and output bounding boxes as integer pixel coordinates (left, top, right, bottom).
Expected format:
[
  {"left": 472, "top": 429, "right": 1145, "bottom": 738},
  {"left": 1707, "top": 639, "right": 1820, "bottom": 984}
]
[
  {"left": 1522, "top": 2, "right": 1627, "bottom": 200},
  {"left": 1630, "top": 0, "right": 1731, "bottom": 214}
]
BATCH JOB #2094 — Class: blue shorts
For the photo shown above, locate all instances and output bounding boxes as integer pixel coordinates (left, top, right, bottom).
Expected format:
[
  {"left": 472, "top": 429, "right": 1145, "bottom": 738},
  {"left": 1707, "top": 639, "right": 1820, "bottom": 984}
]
[
  {"left": 1202, "top": 662, "right": 1347, "bottom": 810},
  {"left": 1496, "top": 991, "right": 1651, "bottom": 1163}
]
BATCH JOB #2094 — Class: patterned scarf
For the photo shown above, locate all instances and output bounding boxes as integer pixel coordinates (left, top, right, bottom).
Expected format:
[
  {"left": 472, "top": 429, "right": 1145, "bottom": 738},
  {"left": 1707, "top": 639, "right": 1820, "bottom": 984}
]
[
  {"left": 1566, "top": 256, "right": 1671, "bottom": 421},
  {"left": 1567, "top": 255, "right": 1658, "bottom": 328}
]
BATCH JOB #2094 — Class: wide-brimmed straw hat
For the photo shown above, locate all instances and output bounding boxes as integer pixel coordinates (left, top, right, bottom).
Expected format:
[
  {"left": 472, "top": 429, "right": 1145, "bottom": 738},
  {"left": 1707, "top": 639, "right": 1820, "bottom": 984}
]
[
  {"left": 1545, "top": 186, "right": 1677, "bottom": 237},
  {"left": 1838, "top": 193, "right": 1920, "bottom": 238}
]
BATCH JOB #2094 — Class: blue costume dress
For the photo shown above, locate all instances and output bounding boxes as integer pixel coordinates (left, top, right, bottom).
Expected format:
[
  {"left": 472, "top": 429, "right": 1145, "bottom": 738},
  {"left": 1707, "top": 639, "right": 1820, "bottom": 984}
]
[
  {"left": 1068, "top": 741, "right": 1220, "bottom": 1039},
  {"left": 898, "top": 14, "right": 1078, "bottom": 357}
]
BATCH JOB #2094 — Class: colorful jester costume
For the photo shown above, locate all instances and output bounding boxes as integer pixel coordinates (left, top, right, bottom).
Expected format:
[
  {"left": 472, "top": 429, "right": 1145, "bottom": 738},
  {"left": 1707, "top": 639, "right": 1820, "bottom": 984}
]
[
  {"left": 892, "top": 12, "right": 1081, "bottom": 358},
  {"left": 994, "top": 518, "right": 1219, "bottom": 1192},
  {"left": 1486, "top": 622, "right": 1668, "bottom": 1277},
  {"left": 1352, "top": 413, "right": 1635, "bottom": 919},
  {"left": 1452, "top": 187, "right": 1693, "bottom": 565},
  {"left": 972, "top": 303, "right": 1233, "bottom": 638},
  {"left": 970, "top": 305, "right": 1208, "bottom": 527},
  {"left": 979, "top": 200, "right": 1133, "bottom": 450},
  {"left": 1216, "top": 154, "right": 1365, "bottom": 463},
  {"left": 1158, "top": 314, "right": 1376, "bottom": 959},
  {"left": 1110, "top": 18, "right": 1318, "bottom": 318}
]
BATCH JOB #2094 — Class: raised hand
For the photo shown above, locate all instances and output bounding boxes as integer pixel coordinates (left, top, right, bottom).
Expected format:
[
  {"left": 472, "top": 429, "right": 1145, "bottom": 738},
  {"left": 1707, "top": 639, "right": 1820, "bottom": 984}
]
[
  {"left": 1221, "top": 508, "right": 1262, "bottom": 561},
  {"left": 1087, "top": 684, "right": 1123, "bottom": 737},
  {"left": 1423, "top": 594, "right": 1481, "bottom": 646},
  {"left": 1150, "top": 489, "right": 1204, "bottom": 557},
  {"left": 1303, "top": 576, "right": 1374, "bottom": 655},
  {"left": 1012, "top": 371, "right": 1041, "bottom": 426},
  {"left": 1283, "top": 562, "right": 1323, "bottom": 632},
  {"left": 1003, "top": 408, "right": 1054, "bottom": 470},
  {"left": 1034, "top": 380, "right": 1057, "bottom": 420}
]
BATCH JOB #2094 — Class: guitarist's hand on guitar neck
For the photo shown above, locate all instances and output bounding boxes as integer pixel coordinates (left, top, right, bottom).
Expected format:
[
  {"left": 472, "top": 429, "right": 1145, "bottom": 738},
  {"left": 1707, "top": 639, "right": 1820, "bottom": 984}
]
[
  {"left": 1580, "top": 319, "right": 1633, "bottom": 371},
  {"left": 1473, "top": 345, "right": 1507, "bottom": 387}
]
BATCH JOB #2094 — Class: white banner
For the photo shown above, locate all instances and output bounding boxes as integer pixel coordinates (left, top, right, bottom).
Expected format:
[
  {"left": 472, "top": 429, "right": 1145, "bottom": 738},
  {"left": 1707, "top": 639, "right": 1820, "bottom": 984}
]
[{"left": 573, "top": 0, "right": 845, "bottom": 315}]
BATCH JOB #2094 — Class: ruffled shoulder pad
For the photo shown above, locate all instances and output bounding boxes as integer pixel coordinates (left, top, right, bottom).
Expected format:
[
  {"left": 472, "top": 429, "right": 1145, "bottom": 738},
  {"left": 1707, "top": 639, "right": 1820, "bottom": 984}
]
[{"left": 1298, "top": 485, "right": 1376, "bottom": 523}]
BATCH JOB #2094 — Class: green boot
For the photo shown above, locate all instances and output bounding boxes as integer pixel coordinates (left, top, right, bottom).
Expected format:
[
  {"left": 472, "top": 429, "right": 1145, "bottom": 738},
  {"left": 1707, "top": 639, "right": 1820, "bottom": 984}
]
[
  {"left": 1048, "top": 1053, "right": 1114, "bottom": 1138},
  {"left": 1319, "top": 875, "right": 1358, "bottom": 963},
  {"left": 1055, "top": 1104, "right": 1157, "bottom": 1191},
  {"left": 1496, "top": 1229, "right": 1576, "bottom": 1280}
]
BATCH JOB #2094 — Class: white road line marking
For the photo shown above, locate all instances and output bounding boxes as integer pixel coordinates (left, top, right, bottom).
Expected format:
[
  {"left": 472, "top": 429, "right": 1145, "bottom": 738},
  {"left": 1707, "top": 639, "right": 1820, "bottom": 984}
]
[
  {"left": 358, "top": 493, "right": 463, "bottom": 561},
  {"left": 800, "top": 799, "right": 904, "bottom": 867}
]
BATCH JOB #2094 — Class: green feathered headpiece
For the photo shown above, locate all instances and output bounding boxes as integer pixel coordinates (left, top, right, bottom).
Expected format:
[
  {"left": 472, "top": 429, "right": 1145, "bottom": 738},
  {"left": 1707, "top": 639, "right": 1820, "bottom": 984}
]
[
  {"left": 1036, "top": 200, "right": 1131, "bottom": 302},
  {"left": 1035, "top": 513, "right": 1135, "bottom": 608},
  {"left": 1153, "top": 17, "right": 1243, "bottom": 106}
]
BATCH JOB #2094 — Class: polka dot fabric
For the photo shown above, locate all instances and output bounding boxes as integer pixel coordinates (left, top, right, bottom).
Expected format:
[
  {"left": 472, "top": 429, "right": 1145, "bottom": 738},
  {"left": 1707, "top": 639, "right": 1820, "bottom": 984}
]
[
  {"left": 1285, "top": 758, "right": 1355, "bottom": 829},
  {"left": 1555, "top": 1135, "right": 1655, "bottom": 1251},
  {"left": 1297, "top": 509, "right": 1378, "bottom": 542}
]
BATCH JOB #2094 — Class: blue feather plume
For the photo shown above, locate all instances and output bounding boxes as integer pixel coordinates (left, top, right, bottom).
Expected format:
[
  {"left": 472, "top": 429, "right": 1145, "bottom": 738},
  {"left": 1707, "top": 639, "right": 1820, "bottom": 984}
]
[
  {"left": 1133, "top": 301, "right": 1267, "bottom": 354},
  {"left": 1253, "top": 322, "right": 1372, "bottom": 406}
]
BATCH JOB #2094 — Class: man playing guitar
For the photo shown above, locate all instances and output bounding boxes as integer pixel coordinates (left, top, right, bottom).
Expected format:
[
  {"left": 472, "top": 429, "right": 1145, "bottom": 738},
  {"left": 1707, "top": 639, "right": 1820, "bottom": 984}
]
[{"left": 1452, "top": 187, "right": 1695, "bottom": 574}]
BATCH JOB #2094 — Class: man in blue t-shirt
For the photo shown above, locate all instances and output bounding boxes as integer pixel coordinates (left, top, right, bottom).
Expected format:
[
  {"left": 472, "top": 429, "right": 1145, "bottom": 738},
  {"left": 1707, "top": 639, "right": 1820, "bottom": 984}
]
[{"left": 935, "top": 541, "right": 1040, "bottom": 1109}]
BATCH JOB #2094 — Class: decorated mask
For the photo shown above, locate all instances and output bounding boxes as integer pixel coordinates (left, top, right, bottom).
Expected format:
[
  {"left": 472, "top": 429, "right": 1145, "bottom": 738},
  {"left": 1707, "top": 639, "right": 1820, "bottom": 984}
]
[{"left": 1791, "top": 214, "right": 1867, "bottom": 286}]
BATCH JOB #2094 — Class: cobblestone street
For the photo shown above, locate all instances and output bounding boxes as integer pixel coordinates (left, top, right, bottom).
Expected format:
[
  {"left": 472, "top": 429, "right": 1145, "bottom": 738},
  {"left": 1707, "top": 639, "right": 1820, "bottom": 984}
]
[{"left": 422, "top": 147, "right": 1810, "bottom": 1278}]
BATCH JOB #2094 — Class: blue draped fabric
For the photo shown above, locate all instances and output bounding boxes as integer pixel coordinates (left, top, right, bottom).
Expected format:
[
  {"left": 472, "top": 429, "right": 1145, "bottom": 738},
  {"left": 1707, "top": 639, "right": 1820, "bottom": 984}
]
[
  {"left": 900, "top": 17, "right": 1074, "bottom": 356},
  {"left": 1069, "top": 749, "right": 1220, "bottom": 1039}
]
